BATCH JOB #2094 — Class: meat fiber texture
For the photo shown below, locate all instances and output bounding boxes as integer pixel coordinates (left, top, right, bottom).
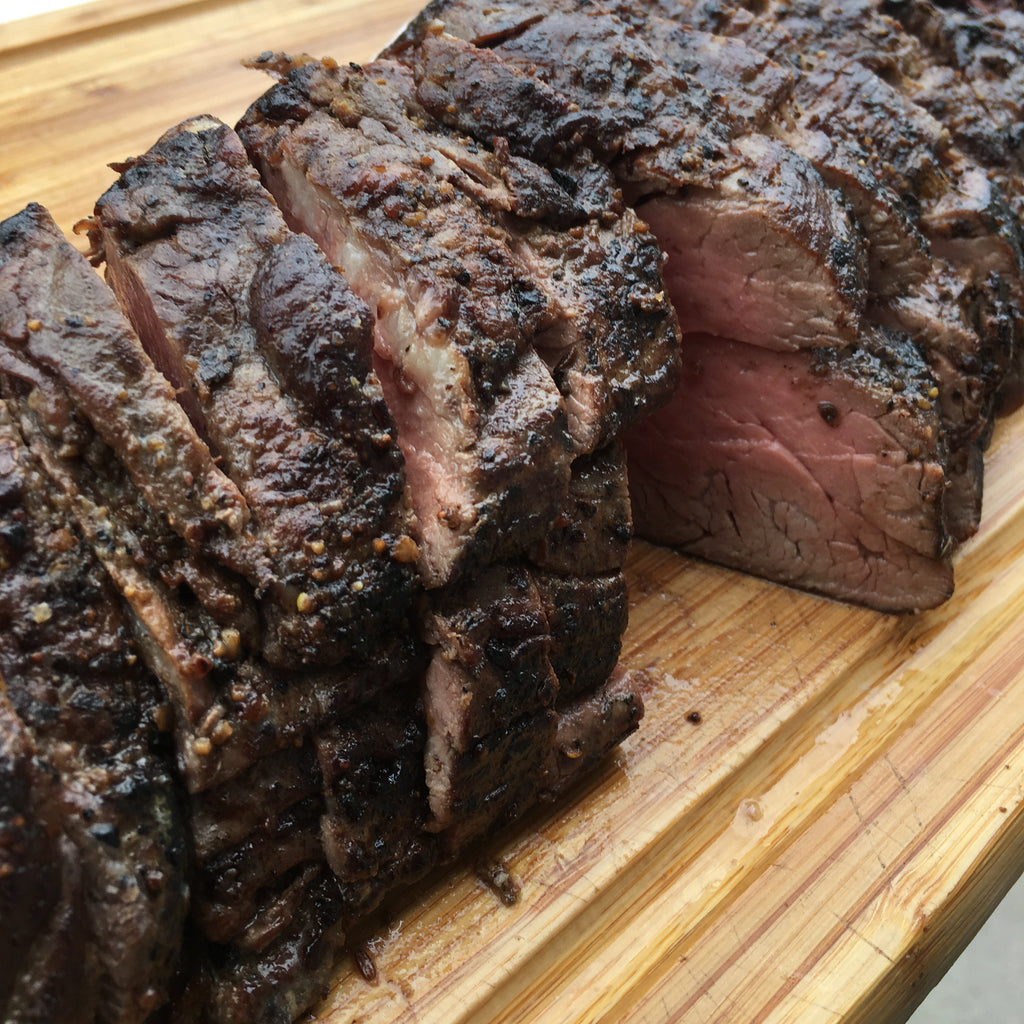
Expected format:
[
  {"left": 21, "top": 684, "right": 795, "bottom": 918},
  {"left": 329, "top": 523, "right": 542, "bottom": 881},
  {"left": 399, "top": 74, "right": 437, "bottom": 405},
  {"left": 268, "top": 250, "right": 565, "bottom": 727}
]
[
  {"left": 0, "top": 63, "right": 666, "bottom": 1021},
  {"left": 386, "top": 0, "right": 1024, "bottom": 612}
]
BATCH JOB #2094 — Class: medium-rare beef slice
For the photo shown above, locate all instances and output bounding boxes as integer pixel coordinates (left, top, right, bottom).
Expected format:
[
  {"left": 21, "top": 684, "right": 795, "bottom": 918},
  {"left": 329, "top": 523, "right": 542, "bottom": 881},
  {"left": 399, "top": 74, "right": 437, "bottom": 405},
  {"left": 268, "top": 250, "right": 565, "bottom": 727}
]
[
  {"left": 91, "top": 117, "right": 419, "bottom": 669},
  {"left": 669, "top": 0, "right": 1024, "bottom": 305},
  {"left": 624, "top": 330, "right": 954, "bottom": 612},
  {"left": 238, "top": 56, "right": 575, "bottom": 587},
  {"left": 632, "top": 131, "right": 866, "bottom": 350},
  {"left": 399, "top": 26, "right": 868, "bottom": 352},
  {"left": 664, "top": 0, "right": 1023, "bottom": 466},
  {"left": 550, "top": 3, "right": 933, "bottom": 297},
  {"left": 0, "top": 396, "right": 189, "bottom": 1023}
]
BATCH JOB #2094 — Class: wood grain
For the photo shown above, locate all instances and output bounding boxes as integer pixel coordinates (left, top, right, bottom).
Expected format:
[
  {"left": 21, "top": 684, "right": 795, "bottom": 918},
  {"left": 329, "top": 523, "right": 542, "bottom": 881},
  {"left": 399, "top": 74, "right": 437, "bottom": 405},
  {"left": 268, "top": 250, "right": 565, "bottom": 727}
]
[{"left": 3, "top": 3, "right": 1024, "bottom": 1023}]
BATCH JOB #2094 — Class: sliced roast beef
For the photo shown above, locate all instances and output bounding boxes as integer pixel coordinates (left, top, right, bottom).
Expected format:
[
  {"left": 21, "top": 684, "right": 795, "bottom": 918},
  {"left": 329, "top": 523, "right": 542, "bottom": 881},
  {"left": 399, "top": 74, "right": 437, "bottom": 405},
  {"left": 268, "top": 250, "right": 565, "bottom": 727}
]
[
  {"left": 0, "top": 393, "right": 189, "bottom": 1024},
  {"left": 91, "top": 117, "right": 419, "bottom": 669},
  {"left": 0, "top": 206, "right": 253, "bottom": 575},
  {"left": 657, "top": 0, "right": 1021, "bottom": 529},
  {"left": 624, "top": 330, "right": 953, "bottom": 612},
  {"left": 399, "top": 27, "right": 869, "bottom": 352},
  {"left": 237, "top": 57, "right": 578, "bottom": 587}
]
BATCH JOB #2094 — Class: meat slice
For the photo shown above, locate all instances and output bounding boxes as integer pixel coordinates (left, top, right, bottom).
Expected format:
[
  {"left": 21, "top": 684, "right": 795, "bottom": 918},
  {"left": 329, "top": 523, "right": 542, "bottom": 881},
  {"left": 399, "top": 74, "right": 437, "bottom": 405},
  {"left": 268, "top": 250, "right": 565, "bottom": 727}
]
[
  {"left": 401, "top": 28, "right": 868, "bottom": 352},
  {"left": 634, "top": 133, "right": 866, "bottom": 350},
  {"left": 1, "top": 203, "right": 423, "bottom": 796},
  {"left": 419, "top": 563, "right": 558, "bottom": 834},
  {"left": 0, "top": 205, "right": 252, "bottom": 574},
  {"left": 555, "top": 4, "right": 933, "bottom": 297},
  {"left": 315, "top": 693, "right": 438, "bottom": 917},
  {"left": 625, "top": 330, "right": 953, "bottom": 611},
  {"left": 0, "top": 395, "right": 189, "bottom": 1024},
  {"left": 186, "top": 870, "right": 348, "bottom": 1024},
  {"left": 91, "top": 117, "right": 419, "bottom": 669},
  {"left": 391, "top": 0, "right": 742, "bottom": 188},
  {"left": 660, "top": 0, "right": 1021, "bottom": 532},
  {"left": 238, "top": 56, "right": 577, "bottom": 586},
  {"left": 535, "top": 569, "right": 628, "bottom": 703},
  {"left": 530, "top": 442, "right": 632, "bottom": 575}
]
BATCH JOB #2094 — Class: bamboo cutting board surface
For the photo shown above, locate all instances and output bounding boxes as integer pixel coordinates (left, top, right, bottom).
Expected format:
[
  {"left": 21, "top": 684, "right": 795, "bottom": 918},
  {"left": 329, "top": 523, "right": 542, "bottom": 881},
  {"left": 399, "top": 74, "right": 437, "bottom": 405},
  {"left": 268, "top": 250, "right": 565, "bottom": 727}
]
[{"left": 4, "top": 3, "right": 1024, "bottom": 1022}]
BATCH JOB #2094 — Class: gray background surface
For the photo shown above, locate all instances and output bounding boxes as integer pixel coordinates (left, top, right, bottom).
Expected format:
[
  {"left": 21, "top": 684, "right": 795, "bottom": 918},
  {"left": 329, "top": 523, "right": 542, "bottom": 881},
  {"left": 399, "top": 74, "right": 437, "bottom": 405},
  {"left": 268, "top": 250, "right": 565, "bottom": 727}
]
[{"left": 908, "top": 872, "right": 1024, "bottom": 1023}]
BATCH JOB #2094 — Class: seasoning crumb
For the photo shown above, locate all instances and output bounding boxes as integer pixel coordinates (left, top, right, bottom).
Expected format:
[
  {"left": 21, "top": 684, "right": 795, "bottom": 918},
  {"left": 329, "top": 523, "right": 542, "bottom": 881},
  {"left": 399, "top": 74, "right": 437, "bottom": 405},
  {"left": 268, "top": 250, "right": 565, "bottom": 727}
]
[
  {"left": 477, "top": 858, "right": 521, "bottom": 906},
  {"left": 193, "top": 736, "right": 213, "bottom": 757},
  {"left": 392, "top": 535, "right": 419, "bottom": 563},
  {"left": 31, "top": 602, "right": 52, "bottom": 624},
  {"left": 211, "top": 720, "right": 234, "bottom": 746}
]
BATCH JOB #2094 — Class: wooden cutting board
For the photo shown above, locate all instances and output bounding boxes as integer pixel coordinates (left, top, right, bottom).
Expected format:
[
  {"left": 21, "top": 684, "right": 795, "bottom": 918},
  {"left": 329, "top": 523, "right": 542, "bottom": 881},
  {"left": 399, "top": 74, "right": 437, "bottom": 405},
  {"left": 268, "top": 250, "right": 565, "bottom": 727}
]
[{"left": 4, "top": 3, "right": 1024, "bottom": 1021}]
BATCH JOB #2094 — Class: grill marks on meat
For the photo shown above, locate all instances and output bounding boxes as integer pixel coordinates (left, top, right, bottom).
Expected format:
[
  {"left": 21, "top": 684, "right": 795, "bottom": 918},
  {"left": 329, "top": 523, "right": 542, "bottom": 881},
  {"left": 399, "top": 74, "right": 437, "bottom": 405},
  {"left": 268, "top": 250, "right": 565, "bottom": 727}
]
[
  {"left": 0, "top": 396, "right": 188, "bottom": 1024},
  {"left": 91, "top": 117, "right": 418, "bottom": 669},
  {"left": 885, "top": 0, "right": 1024, "bottom": 213}
]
